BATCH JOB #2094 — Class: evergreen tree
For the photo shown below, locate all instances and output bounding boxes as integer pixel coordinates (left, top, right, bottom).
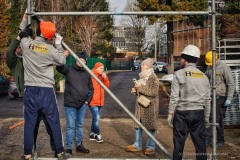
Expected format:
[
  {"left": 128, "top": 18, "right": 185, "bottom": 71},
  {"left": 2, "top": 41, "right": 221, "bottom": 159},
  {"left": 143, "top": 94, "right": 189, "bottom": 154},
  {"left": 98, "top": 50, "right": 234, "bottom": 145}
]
[
  {"left": 0, "top": 0, "right": 10, "bottom": 75},
  {"left": 217, "top": 0, "right": 240, "bottom": 39}
]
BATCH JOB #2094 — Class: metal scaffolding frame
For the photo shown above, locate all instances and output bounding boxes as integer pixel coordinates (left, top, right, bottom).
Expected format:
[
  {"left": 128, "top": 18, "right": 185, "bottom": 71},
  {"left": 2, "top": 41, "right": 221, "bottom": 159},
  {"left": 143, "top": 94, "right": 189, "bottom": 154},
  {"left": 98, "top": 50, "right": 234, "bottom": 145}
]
[{"left": 26, "top": 0, "right": 218, "bottom": 159}]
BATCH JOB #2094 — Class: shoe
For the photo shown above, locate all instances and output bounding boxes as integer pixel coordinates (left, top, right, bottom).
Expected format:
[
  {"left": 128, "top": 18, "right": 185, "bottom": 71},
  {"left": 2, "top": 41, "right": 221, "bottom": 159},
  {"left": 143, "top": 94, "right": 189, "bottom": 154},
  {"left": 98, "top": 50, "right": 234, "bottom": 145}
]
[
  {"left": 216, "top": 141, "right": 224, "bottom": 148},
  {"left": 57, "top": 152, "right": 69, "bottom": 160},
  {"left": 65, "top": 149, "right": 72, "bottom": 157},
  {"left": 95, "top": 134, "right": 103, "bottom": 143},
  {"left": 20, "top": 155, "right": 33, "bottom": 160},
  {"left": 89, "top": 133, "right": 95, "bottom": 141},
  {"left": 126, "top": 145, "right": 141, "bottom": 152},
  {"left": 145, "top": 148, "right": 155, "bottom": 155},
  {"left": 76, "top": 143, "right": 90, "bottom": 153}
]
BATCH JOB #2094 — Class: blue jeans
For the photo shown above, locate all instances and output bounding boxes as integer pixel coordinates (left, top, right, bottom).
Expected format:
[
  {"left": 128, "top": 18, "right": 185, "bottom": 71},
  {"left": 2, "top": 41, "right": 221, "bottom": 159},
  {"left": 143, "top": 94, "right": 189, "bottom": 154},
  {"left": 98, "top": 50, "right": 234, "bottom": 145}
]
[
  {"left": 65, "top": 104, "right": 87, "bottom": 149},
  {"left": 89, "top": 106, "right": 102, "bottom": 134},
  {"left": 133, "top": 128, "right": 156, "bottom": 150}
]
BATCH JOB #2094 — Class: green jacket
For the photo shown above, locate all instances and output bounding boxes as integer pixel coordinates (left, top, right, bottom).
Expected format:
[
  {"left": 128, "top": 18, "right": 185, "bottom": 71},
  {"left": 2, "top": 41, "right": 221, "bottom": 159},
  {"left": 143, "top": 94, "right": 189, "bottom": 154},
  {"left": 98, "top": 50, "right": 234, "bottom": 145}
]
[{"left": 6, "top": 38, "right": 24, "bottom": 97}]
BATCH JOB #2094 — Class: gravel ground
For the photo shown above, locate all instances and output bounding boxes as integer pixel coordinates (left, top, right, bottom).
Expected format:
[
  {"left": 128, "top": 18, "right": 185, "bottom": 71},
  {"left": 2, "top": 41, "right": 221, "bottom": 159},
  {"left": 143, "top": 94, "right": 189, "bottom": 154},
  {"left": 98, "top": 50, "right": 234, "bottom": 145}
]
[{"left": 0, "top": 117, "right": 239, "bottom": 160}]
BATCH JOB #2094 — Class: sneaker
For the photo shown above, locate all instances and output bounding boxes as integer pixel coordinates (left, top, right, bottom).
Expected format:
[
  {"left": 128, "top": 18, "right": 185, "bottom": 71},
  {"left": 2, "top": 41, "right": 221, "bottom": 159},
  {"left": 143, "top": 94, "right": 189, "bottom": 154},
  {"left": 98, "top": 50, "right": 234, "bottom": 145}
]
[
  {"left": 20, "top": 155, "right": 33, "bottom": 160},
  {"left": 89, "top": 133, "right": 95, "bottom": 141},
  {"left": 57, "top": 152, "right": 69, "bottom": 160},
  {"left": 126, "top": 145, "right": 141, "bottom": 152},
  {"left": 144, "top": 148, "right": 155, "bottom": 155},
  {"left": 76, "top": 143, "right": 90, "bottom": 153},
  {"left": 216, "top": 141, "right": 224, "bottom": 148},
  {"left": 95, "top": 134, "right": 103, "bottom": 143},
  {"left": 65, "top": 149, "right": 72, "bottom": 157}
]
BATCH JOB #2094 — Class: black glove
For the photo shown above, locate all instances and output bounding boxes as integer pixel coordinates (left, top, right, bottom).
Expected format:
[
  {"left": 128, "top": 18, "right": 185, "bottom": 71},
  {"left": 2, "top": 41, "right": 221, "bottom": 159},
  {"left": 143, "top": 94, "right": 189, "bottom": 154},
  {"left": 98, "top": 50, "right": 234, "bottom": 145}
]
[
  {"left": 19, "top": 24, "right": 33, "bottom": 39},
  {"left": 32, "top": 10, "right": 43, "bottom": 24}
]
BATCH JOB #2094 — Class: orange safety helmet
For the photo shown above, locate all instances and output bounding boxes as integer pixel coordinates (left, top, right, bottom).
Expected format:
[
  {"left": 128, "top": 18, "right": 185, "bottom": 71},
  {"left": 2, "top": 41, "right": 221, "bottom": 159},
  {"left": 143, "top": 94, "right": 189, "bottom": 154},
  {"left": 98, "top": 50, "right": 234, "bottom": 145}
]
[
  {"left": 205, "top": 51, "right": 219, "bottom": 66},
  {"left": 40, "top": 21, "right": 56, "bottom": 39}
]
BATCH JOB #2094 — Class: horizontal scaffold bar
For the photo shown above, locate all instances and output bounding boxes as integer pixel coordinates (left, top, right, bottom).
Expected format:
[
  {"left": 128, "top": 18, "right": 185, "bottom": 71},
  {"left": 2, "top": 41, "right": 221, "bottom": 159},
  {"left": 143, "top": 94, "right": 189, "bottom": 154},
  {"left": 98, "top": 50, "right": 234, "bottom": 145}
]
[{"left": 33, "top": 11, "right": 211, "bottom": 16}]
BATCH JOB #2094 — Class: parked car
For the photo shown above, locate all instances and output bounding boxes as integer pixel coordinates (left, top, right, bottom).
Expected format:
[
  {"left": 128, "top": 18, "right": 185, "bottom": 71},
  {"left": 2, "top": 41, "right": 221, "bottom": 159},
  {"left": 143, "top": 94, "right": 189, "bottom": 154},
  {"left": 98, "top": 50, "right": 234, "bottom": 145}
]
[
  {"left": 8, "top": 77, "right": 21, "bottom": 99},
  {"left": 155, "top": 61, "right": 167, "bottom": 72},
  {"left": 162, "top": 61, "right": 181, "bottom": 74},
  {"left": 0, "top": 75, "right": 9, "bottom": 95},
  {"left": 152, "top": 62, "right": 158, "bottom": 72},
  {"left": 134, "top": 61, "right": 140, "bottom": 70}
]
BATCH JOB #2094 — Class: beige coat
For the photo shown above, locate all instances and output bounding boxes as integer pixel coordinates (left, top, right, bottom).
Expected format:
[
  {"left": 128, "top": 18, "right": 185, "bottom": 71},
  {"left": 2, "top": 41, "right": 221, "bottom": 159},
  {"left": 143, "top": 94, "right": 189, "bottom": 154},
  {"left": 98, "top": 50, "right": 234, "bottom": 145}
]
[{"left": 134, "top": 73, "right": 159, "bottom": 130}]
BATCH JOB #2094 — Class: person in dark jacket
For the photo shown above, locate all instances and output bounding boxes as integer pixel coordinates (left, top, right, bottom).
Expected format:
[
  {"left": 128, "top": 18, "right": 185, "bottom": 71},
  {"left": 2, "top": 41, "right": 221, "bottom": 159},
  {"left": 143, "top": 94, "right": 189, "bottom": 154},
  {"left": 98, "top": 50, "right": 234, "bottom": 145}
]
[
  {"left": 6, "top": 13, "right": 57, "bottom": 158},
  {"left": 56, "top": 52, "right": 94, "bottom": 157}
]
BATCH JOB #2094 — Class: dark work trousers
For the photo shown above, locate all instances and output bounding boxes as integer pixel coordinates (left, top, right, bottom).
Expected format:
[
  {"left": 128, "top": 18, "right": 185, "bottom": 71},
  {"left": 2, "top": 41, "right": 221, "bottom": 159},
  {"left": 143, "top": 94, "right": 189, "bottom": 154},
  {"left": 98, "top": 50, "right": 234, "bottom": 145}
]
[
  {"left": 34, "top": 111, "right": 56, "bottom": 152},
  {"left": 173, "top": 110, "right": 207, "bottom": 160},
  {"left": 23, "top": 86, "right": 64, "bottom": 155},
  {"left": 206, "top": 96, "right": 227, "bottom": 143}
]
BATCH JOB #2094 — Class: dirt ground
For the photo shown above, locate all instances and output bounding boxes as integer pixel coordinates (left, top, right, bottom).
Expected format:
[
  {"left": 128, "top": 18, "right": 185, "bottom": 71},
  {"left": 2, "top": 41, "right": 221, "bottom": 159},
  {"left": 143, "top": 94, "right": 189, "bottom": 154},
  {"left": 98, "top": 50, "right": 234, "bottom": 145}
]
[{"left": 0, "top": 117, "right": 239, "bottom": 160}]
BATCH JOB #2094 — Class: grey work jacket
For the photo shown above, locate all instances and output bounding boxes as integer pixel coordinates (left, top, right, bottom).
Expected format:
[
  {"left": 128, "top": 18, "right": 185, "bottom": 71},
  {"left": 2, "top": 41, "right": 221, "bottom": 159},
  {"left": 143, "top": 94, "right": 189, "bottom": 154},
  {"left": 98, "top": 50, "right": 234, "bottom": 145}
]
[
  {"left": 169, "top": 63, "right": 211, "bottom": 118},
  {"left": 205, "top": 60, "right": 235, "bottom": 101},
  {"left": 21, "top": 36, "right": 66, "bottom": 88}
]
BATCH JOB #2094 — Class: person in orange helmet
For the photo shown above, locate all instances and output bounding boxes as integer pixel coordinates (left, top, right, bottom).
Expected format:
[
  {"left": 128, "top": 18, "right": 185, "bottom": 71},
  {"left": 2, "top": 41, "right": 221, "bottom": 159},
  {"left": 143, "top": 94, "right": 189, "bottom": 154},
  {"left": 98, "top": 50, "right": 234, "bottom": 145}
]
[
  {"left": 89, "top": 62, "right": 110, "bottom": 143},
  {"left": 19, "top": 16, "right": 69, "bottom": 159}
]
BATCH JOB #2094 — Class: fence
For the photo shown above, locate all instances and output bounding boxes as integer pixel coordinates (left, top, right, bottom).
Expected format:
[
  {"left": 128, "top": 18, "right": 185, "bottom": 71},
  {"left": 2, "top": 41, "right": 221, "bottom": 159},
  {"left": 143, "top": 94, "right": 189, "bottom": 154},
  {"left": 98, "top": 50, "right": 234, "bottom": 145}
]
[{"left": 66, "top": 55, "right": 111, "bottom": 70}]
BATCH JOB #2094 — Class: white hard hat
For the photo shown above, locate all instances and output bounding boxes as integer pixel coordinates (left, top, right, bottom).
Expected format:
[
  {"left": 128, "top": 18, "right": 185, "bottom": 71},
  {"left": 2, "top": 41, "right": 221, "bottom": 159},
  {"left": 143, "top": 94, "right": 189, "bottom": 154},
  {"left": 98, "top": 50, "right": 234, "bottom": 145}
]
[{"left": 181, "top": 45, "right": 200, "bottom": 58}]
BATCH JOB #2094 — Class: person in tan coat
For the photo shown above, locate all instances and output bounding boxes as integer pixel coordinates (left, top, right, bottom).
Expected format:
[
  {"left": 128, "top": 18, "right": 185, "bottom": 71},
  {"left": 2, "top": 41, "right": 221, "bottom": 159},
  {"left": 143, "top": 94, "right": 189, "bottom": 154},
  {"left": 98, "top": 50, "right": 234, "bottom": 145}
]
[{"left": 126, "top": 58, "right": 159, "bottom": 155}]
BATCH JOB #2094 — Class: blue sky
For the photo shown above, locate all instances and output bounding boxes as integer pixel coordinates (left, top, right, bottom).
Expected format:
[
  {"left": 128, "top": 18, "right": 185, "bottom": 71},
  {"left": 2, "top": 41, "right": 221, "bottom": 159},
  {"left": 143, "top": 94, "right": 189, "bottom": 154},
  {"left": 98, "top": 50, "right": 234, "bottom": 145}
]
[{"left": 108, "top": 0, "right": 128, "bottom": 25}]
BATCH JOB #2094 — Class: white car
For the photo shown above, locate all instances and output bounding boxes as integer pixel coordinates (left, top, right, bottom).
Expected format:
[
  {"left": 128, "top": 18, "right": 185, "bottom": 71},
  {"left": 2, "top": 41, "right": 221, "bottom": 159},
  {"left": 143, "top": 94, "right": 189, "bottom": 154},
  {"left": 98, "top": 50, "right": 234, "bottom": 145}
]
[
  {"left": 155, "top": 61, "right": 167, "bottom": 72},
  {"left": 153, "top": 61, "right": 166, "bottom": 72},
  {"left": 8, "top": 77, "right": 21, "bottom": 99}
]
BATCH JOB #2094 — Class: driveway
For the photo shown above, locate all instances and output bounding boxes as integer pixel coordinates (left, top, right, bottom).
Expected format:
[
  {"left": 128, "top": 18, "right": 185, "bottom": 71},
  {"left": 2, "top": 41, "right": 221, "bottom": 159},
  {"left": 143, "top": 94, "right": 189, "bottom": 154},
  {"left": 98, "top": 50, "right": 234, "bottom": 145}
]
[{"left": 0, "top": 71, "right": 239, "bottom": 159}]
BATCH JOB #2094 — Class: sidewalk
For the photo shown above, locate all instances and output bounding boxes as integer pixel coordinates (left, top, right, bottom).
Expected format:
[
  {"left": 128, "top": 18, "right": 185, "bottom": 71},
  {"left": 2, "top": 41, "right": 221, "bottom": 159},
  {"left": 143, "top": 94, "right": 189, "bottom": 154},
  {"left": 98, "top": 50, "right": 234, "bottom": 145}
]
[{"left": 1, "top": 117, "right": 239, "bottom": 160}]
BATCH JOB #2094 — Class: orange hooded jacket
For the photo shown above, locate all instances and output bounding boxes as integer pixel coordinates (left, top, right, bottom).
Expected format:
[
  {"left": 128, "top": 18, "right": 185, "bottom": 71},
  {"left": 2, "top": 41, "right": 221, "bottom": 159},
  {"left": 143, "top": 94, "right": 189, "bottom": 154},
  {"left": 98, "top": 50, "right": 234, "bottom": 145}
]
[{"left": 89, "top": 65, "right": 110, "bottom": 107}]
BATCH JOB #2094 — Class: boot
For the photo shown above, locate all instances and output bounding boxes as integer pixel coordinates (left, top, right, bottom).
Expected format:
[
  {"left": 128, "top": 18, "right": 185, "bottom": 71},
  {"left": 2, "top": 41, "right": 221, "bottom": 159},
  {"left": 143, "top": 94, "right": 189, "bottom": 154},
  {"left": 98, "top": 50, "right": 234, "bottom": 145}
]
[{"left": 76, "top": 142, "right": 90, "bottom": 153}]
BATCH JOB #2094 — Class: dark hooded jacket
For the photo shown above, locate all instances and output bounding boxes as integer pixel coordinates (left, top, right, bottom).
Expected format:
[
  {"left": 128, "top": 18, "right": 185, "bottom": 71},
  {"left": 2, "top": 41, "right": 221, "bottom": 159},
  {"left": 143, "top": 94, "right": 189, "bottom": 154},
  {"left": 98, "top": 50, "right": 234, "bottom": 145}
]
[
  {"left": 6, "top": 39, "right": 24, "bottom": 97},
  {"left": 56, "top": 63, "right": 94, "bottom": 108}
]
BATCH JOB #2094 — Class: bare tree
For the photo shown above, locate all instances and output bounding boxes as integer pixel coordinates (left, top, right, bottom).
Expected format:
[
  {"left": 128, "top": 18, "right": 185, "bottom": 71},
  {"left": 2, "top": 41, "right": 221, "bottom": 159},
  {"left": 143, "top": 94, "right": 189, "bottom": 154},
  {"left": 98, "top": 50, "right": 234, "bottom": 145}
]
[
  {"left": 75, "top": 16, "right": 98, "bottom": 55},
  {"left": 34, "top": 0, "right": 113, "bottom": 56},
  {"left": 120, "top": 0, "right": 150, "bottom": 58}
]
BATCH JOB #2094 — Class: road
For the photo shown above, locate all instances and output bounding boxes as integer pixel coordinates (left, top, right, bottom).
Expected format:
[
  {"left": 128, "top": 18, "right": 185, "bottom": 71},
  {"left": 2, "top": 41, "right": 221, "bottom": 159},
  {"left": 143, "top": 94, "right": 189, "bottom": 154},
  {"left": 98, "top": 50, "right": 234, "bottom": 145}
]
[
  {"left": 0, "top": 71, "right": 239, "bottom": 160},
  {"left": 0, "top": 71, "right": 139, "bottom": 119}
]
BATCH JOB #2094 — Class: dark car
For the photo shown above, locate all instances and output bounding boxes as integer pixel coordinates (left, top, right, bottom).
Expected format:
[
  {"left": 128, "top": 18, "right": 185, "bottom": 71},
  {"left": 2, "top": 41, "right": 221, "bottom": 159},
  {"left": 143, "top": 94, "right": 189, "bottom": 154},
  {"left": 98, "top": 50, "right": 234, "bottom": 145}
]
[
  {"left": 162, "top": 61, "right": 181, "bottom": 74},
  {"left": 0, "top": 75, "right": 9, "bottom": 95}
]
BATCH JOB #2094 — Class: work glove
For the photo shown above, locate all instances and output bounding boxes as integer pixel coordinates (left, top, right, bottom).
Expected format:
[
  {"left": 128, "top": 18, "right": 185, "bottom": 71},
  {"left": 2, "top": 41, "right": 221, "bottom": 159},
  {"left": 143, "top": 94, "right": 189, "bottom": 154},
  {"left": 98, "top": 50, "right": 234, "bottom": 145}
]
[
  {"left": 19, "top": 24, "right": 32, "bottom": 39},
  {"left": 167, "top": 114, "right": 174, "bottom": 128},
  {"left": 55, "top": 34, "right": 63, "bottom": 45},
  {"left": 32, "top": 10, "right": 43, "bottom": 23},
  {"left": 224, "top": 100, "right": 231, "bottom": 107},
  {"left": 205, "top": 117, "right": 210, "bottom": 128}
]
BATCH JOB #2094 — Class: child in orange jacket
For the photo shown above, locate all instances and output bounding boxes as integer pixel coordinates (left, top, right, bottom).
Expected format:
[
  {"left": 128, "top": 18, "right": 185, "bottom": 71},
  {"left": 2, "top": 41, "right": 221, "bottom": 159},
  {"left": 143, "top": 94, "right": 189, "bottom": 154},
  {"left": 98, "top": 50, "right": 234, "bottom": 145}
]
[{"left": 89, "top": 62, "right": 110, "bottom": 143}]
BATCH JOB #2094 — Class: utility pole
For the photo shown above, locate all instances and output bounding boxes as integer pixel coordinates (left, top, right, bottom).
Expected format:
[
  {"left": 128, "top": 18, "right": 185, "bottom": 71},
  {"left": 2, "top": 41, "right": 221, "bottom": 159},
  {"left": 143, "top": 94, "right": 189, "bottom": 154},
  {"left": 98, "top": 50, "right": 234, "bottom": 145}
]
[
  {"left": 166, "top": 0, "right": 174, "bottom": 74},
  {"left": 155, "top": 29, "right": 157, "bottom": 61}
]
